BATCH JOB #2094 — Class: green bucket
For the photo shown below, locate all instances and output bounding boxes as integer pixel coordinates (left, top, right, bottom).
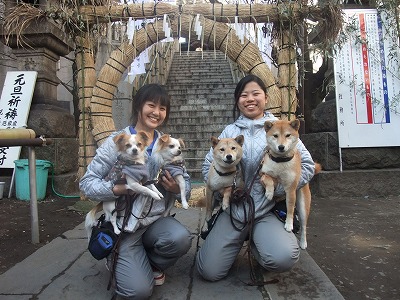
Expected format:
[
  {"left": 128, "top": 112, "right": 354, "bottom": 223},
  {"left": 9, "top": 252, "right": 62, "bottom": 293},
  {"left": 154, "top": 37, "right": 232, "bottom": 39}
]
[{"left": 14, "top": 159, "right": 52, "bottom": 201}]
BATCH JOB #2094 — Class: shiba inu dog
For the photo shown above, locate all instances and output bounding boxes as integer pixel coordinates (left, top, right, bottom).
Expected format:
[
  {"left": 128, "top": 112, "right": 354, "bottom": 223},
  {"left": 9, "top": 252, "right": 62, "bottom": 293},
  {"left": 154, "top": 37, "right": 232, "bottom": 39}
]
[
  {"left": 85, "top": 131, "right": 163, "bottom": 238},
  {"left": 152, "top": 134, "right": 188, "bottom": 212},
  {"left": 201, "top": 135, "right": 244, "bottom": 234},
  {"left": 259, "top": 119, "right": 321, "bottom": 249}
]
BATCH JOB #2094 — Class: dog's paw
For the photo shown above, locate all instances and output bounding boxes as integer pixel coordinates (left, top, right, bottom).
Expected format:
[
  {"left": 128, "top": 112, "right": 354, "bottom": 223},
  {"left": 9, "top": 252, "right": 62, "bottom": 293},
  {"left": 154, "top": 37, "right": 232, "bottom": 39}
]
[
  {"left": 284, "top": 218, "right": 294, "bottom": 232},
  {"left": 299, "top": 238, "right": 307, "bottom": 250},
  {"left": 222, "top": 203, "right": 229, "bottom": 211},
  {"left": 264, "top": 187, "right": 274, "bottom": 200},
  {"left": 181, "top": 201, "right": 189, "bottom": 209},
  {"left": 113, "top": 227, "right": 121, "bottom": 235},
  {"left": 148, "top": 191, "right": 162, "bottom": 200},
  {"left": 201, "top": 222, "right": 209, "bottom": 233}
]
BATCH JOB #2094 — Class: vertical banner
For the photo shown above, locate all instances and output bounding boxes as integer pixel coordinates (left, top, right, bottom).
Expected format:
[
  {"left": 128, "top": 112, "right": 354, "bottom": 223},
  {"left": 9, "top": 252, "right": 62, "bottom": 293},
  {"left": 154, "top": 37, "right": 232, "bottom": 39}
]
[
  {"left": 0, "top": 71, "right": 37, "bottom": 168},
  {"left": 333, "top": 9, "right": 400, "bottom": 147}
]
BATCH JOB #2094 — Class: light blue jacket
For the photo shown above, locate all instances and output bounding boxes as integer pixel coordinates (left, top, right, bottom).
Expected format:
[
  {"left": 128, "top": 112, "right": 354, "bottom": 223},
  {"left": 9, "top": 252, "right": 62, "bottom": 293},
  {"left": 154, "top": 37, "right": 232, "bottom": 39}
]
[
  {"left": 79, "top": 126, "right": 191, "bottom": 232},
  {"left": 202, "top": 113, "right": 315, "bottom": 221}
]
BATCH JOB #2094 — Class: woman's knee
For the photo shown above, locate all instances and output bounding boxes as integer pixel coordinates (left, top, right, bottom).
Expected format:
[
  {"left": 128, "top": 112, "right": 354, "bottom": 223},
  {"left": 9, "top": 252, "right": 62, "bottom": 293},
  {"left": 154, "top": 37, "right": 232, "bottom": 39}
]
[
  {"left": 116, "top": 276, "right": 153, "bottom": 299},
  {"left": 154, "top": 220, "right": 192, "bottom": 256},
  {"left": 257, "top": 246, "right": 299, "bottom": 272},
  {"left": 196, "top": 251, "right": 228, "bottom": 282},
  {"left": 196, "top": 261, "right": 225, "bottom": 282}
]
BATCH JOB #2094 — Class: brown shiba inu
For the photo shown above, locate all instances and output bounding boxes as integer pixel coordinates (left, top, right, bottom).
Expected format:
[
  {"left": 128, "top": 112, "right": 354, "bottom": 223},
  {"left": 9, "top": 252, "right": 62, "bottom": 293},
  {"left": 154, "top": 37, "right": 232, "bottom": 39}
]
[
  {"left": 259, "top": 119, "right": 321, "bottom": 249},
  {"left": 201, "top": 135, "right": 244, "bottom": 234}
]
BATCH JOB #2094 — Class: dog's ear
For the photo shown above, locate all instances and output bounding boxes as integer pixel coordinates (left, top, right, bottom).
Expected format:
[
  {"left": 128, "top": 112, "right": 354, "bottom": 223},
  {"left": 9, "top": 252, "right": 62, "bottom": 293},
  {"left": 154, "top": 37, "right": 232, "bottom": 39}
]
[
  {"left": 211, "top": 136, "right": 219, "bottom": 148},
  {"left": 160, "top": 134, "right": 170, "bottom": 143},
  {"left": 113, "top": 133, "right": 126, "bottom": 145},
  {"left": 264, "top": 121, "right": 274, "bottom": 132},
  {"left": 137, "top": 131, "right": 150, "bottom": 146},
  {"left": 235, "top": 135, "right": 244, "bottom": 146},
  {"left": 290, "top": 119, "right": 300, "bottom": 131},
  {"left": 178, "top": 138, "right": 185, "bottom": 149}
]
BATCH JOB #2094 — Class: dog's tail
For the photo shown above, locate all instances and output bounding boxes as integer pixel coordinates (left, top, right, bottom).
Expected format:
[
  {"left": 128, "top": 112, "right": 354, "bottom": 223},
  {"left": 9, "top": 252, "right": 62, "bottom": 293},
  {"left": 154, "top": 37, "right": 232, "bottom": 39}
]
[
  {"left": 84, "top": 202, "right": 103, "bottom": 241},
  {"left": 314, "top": 162, "right": 322, "bottom": 175}
]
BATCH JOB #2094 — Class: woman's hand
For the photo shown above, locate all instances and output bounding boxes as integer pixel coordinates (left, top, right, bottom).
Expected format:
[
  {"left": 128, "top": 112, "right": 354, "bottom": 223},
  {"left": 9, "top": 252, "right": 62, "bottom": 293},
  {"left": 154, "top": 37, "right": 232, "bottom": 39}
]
[
  {"left": 112, "top": 183, "right": 129, "bottom": 196},
  {"left": 111, "top": 175, "right": 136, "bottom": 196},
  {"left": 159, "top": 170, "right": 180, "bottom": 194}
]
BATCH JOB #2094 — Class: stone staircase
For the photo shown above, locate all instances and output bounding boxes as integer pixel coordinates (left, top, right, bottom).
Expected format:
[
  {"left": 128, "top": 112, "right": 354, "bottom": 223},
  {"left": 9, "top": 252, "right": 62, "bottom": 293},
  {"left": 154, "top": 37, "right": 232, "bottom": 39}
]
[{"left": 163, "top": 51, "right": 237, "bottom": 181}]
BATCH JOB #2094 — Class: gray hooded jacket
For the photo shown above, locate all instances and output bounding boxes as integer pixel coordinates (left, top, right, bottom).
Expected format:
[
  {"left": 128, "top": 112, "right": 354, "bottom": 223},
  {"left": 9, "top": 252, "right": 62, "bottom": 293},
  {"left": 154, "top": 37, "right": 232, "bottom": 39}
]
[
  {"left": 79, "top": 126, "right": 191, "bottom": 232},
  {"left": 202, "top": 112, "right": 315, "bottom": 221}
]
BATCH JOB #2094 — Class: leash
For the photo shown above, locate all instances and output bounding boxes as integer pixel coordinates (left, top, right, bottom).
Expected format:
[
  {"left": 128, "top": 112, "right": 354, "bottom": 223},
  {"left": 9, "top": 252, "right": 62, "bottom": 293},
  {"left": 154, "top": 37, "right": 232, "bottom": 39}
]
[
  {"left": 107, "top": 193, "right": 137, "bottom": 291},
  {"left": 107, "top": 187, "right": 157, "bottom": 291},
  {"left": 228, "top": 164, "right": 260, "bottom": 232},
  {"left": 229, "top": 163, "right": 281, "bottom": 286}
]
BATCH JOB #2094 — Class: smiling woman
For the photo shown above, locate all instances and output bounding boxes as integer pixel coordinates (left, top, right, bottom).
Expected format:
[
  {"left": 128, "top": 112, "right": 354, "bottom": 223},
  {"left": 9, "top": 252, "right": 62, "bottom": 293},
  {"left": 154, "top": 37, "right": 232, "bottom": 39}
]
[{"left": 79, "top": 83, "right": 192, "bottom": 299}]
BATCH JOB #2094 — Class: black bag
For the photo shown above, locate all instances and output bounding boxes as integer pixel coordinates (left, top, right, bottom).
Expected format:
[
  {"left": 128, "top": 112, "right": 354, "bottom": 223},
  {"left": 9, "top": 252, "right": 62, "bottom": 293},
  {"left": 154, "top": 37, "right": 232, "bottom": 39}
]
[
  {"left": 88, "top": 214, "right": 119, "bottom": 260},
  {"left": 272, "top": 201, "right": 300, "bottom": 234}
]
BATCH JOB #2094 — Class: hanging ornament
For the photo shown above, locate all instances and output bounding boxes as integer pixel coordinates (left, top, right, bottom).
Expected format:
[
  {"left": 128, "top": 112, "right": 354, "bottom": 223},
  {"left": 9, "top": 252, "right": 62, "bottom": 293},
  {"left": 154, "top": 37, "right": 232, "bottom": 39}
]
[
  {"left": 195, "top": 14, "right": 202, "bottom": 40},
  {"left": 262, "top": 23, "right": 268, "bottom": 38},
  {"left": 126, "top": 17, "right": 135, "bottom": 44}
]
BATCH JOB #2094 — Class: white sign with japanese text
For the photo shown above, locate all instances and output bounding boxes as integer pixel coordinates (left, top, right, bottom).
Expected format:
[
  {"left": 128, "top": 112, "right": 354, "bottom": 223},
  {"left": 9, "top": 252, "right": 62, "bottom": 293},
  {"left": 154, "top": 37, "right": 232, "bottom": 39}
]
[
  {"left": 0, "top": 71, "right": 37, "bottom": 168},
  {"left": 333, "top": 9, "right": 400, "bottom": 148}
]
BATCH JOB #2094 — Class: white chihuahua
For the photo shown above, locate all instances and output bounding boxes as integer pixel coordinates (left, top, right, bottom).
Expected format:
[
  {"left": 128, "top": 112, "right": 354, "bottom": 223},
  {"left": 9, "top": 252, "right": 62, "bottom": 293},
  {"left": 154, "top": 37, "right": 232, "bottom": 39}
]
[
  {"left": 152, "top": 134, "right": 188, "bottom": 211},
  {"left": 85, "top": 131, "right": 163, "bottom": 239}
]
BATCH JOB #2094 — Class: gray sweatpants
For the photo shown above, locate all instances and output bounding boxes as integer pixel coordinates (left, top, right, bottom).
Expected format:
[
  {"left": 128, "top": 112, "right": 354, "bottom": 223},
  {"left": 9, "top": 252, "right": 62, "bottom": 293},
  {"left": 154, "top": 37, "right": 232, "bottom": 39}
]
[
  {"left": 113, "top": 216, "right": 191, "bottom": 299},
  {"left": 196, "top": 210, "right": 300, "bottom": 281}
]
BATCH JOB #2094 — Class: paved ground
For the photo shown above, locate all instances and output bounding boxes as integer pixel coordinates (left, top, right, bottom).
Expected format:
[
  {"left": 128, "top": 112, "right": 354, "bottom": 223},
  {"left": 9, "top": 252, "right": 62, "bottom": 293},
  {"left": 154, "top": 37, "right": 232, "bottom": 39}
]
[
  {"left": 307, "top": 194, "right": 400, "bottom": 300},
  {"left": 0, "top": 206, "right": 344, "bottom": 300},
  {"left": 1, "top": 184, "right": 399, "bottom": 300}
]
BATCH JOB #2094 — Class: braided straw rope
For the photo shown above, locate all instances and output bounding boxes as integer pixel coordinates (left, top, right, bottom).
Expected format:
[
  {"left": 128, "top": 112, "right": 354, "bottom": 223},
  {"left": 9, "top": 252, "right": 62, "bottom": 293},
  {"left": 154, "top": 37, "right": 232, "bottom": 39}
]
[
  {"left": 75, "top": 36, "right": 97, "bottom": 180},
  {"left": 90, "top": 13, "right": 282, "bottom": 146},
  {"left": 76, "top": 3, "right": 326, "bottom": 25},
  {"left": 90, "top": 21, "right": 167, "bottom": 146}
]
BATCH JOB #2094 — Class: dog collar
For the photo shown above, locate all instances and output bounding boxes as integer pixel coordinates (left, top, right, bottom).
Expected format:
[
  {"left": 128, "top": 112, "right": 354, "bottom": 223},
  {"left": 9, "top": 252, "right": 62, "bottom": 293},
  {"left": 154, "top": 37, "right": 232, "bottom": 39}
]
[
  {"left": 213, "top": 165, "right": 236, "bottom": 177},
  {"left": 268, "top": 153, "right": 294, "bottom": 163},
  {"left": 116, "top": 155, "right": 143, "bottom": 166},
  {"left": 169, "top": 159, "right": 185, "bottom": 166}
]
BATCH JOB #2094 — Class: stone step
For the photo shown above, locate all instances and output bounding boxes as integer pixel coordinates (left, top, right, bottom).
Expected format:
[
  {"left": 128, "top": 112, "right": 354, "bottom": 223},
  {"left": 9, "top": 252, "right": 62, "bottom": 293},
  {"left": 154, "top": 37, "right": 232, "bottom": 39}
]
[
  {"left": 167, "top": 71, "right": 232, "bottom": 77},
  {"left": 167, "top": 110, "right": 234, "bottom": 118},
  {"left": 165, "top": 48, "right": 233, "bottom": 182},
  {"left": 311, "top": 168, "right": 400, "bottom": 198},
  {"left": 165, "top": 124, "right": 226, "bottom": 134},
  {"left": 171, "top": 60, "right": 229, "bottom": 66},
  {"left": 170, "top": 64, "right": 229, "bottom": 70},
  {"left": 168, "top": 65, "right": 231, "bottom": 71},
  {"left": 166, "top": 131, "right": 223, "bottom": 141},
  {"left": 175, "top": 104, "right": 234, "bottom": 111},
  {"left": 168, "top": 85, "right": 236, "bottom": 93},
  {"left": 188, "top": 168, "right": 400, "bottom": 194},
  {"left": 168, "top": 138, "right": 216, "bottom": 148},
  {"left": 167, "top": 77, "right": 233, "bottom": 84},
  {"left": 170, "top": 55, "right": 229, "bottom": 60},
  {"left": 170, "top": 100, "right": 233, "bottom": 107},
  {"left": 172, "top": 53, "right": 228, "bottom": 60},
  {"left": 169, "top": 92, "right": 234, "bottom": 99},
  {"left": 184, "top": 157, "right": 204, "bottom": 169},
  {"left": 183, "top": 148, "right": 210, "bottom": 158},
  {"left": 187, "top": 168, "right": 203, "bottom": 181},
  {"left": 166, "top": 116, "right": 233, "bottom": 124}
]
